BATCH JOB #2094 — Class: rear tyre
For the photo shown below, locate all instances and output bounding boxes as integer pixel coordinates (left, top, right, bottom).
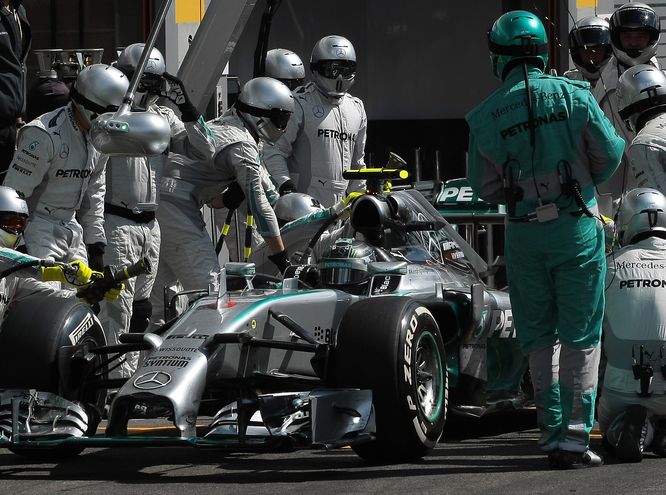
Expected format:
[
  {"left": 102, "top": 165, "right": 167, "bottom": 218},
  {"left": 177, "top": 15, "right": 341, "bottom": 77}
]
[{"left": 331, "top": 297, "right": 447, "bottom": 462}]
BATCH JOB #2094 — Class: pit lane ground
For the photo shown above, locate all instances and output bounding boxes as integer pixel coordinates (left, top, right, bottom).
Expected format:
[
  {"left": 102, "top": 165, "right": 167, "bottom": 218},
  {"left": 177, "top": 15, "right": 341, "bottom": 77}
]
[{"left": 1, "top": 410, "right": 663, "bottom": 494}]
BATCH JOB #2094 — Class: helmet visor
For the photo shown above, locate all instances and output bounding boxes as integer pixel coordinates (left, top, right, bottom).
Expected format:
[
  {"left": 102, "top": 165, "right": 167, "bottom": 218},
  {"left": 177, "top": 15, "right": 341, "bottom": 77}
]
[
  {"left": 138, "top": 73, "right": 164, "bottom": 94},
  {"left": 312, "top": 60, "right": 356, "bottom": 79},
  {"left": 320, "top": 267, "right": 368, "bottom": 286},
  {"left": 235, "top": 101, "right": 292, "bottom": 131},
  {"left": 569, "top": 26, "right": 611, "bottom": 49},
  {"left": 0, "top": 213, "right": 27, "bottom": 235},
  {"left": 614, "top": 9, "right": 660, "bottom": 31}
]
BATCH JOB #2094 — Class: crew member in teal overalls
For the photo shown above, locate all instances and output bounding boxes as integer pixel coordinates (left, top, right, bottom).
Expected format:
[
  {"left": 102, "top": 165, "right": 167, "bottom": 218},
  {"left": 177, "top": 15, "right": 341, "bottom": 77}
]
[{"left": 466, "top": 10, "right": 624, "bottom": 469}]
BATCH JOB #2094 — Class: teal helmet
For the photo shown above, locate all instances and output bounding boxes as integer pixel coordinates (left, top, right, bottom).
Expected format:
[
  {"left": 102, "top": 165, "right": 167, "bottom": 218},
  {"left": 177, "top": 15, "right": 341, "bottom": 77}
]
[{"left": 488, "top": 10, "right": 548, "bottom": 80}]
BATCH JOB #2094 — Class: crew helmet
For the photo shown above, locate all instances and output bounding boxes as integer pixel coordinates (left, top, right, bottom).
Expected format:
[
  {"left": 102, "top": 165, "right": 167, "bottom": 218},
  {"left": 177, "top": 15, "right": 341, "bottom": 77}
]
[
  {"left": 317, "top": 238, "right": 376, "bottom": 295},
  {"left": 609, "top": 2, "right": 660, "bottom": 66},
  {"left": 71, "top": 64, "right": 129, "bottom": 127},
  {"left": 236, "top": 77, "right": 294, "bottom": 145},
  {"left": 488, "top": 10, "right": 548, "bottom": 81},
  {"left": 310, "top": 35, "right": 357, "bottom": 98},
  {"left": 617, "top": 188, "right": 666, "bottom": 245},
  {"left": 0, "top": 186, "right": 29, "bottom": 249},
  {"left": 617, "top": 64, "right": 666, "bottom": 132},
  {"left": 568, "top": 16, "right": 612, "bottom": 79},
  {"left": 116, "top": 43, "right": 166, "bottom": 95},
  {"left": 265, "top": 48, "right": 305, "bottom": 90},
  {"left": 274, "top": 192, "right": 324, "bottom": 226}
]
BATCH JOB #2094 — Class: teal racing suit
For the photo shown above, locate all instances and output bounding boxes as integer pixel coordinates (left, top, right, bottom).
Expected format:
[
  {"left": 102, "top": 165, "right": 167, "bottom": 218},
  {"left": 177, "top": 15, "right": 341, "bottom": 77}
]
[{"left": 466, "top": 66, "right": 624, "bottom": 453}]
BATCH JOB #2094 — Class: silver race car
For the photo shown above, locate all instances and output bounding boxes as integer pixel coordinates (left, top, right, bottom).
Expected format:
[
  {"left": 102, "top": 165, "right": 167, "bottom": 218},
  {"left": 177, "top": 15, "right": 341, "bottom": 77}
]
[{"left": 0, "top": 169, "right": 527, "bottom": 462}]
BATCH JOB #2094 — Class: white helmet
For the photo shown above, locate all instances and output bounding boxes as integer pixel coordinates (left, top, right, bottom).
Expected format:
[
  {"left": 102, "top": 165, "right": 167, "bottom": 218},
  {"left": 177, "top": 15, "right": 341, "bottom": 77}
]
[
  {"left": 265, "top": 48, "right": 305, "bottom": 90},
  {"left": 617, "top": 64, "right": 666, "bottom": 132},
  {"left": 274, "top": 192, "right": 324, "bottom": 226},
  {"left": 609, "top": 2, "right": 660, "bottom": 66},
  {"left": 71, "top": 64, "right": 129, "bottom": 127},
  {"left": 236, "top": 77, "right": 294, "bottom": 145},
  {"left": 310, "top": 35, "right": 356, "bottom": 99},
  {"left": 568, "top": 16, "right": 612, "bottom": 80},
  {"left": 116, "top": 43, "right": 166, "bottom": 106},
  {"left": 0, "top": 186, "right": 29, "bottom": 249},
  {"left": 617, "top": 188, "right": 666, "bottom": 245}
]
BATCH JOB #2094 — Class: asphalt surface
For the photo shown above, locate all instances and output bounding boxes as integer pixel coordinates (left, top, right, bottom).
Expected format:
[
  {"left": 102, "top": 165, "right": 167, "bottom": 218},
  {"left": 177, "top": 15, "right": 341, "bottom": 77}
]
[{"left": 1, "top": 410, "right": 665, "bottom": 494}]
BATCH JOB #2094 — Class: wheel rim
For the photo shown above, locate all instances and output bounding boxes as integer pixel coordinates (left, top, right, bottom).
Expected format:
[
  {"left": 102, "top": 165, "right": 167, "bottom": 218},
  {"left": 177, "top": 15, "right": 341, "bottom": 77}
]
[{"left": 414, "top": 330, "right": 444, "bottom": 422}]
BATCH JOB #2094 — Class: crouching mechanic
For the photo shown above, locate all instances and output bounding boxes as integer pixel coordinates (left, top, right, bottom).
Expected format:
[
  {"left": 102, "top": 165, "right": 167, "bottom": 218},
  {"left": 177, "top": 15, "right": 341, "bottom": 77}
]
[
  {"left": 600, "top": 188, "right": 666, "bottom": 462},
  {"left": 151, "top": 77, "right": 294, "bottom": 327},
  {"left": 3, "top": 64, "right": 129, "bottom": 265},
  {"left": 97, "top": 44, "right": 214, "bottom": 379},
  {"left": 0, "top": 186, "right": 120, "bottom": 318}
]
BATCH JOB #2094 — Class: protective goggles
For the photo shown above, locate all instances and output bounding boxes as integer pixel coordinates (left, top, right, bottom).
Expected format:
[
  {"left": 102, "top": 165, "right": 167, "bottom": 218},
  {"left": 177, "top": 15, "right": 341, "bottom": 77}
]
[
  {"left": 138, "top": 73, "right": 165, "bottom": 94},
  {"left": 70, "top": 87, "right": 120, "bottom": 119},
  {"left": 312, "top": 60, "right": 357, "bottom": 79},
  {"left": 235, "top": 101, "right": 292, "bottom": 130},
  {"left": 0, "top": 213, "right": 28, "bottom": 235}
]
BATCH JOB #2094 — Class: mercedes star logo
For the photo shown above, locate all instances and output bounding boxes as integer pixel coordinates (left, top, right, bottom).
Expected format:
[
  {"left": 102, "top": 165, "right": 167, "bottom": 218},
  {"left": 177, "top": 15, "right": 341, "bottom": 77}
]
[{"left": 133, "top": 371, "right": 172, "bottom": 390}]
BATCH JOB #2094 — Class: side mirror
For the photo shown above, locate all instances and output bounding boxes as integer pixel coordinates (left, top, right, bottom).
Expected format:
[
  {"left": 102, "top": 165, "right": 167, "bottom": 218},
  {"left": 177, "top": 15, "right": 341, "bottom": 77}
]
[{"left": 89, "top": 106, "right": 171, "bottom": 156}]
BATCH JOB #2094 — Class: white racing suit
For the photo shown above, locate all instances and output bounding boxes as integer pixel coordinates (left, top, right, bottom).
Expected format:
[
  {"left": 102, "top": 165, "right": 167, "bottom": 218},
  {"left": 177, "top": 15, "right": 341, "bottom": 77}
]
[
  {"left": 262, "top": 82, "right": 367, "bottom": 207},
  {"left": 151, "top": 110, "right": 280, "bottom": 327},
  {"left": 98, "top": 106, "right": 214, "bottom": 379},
  {"left": 625, "top": 113, "right": 666, "bottom": 193},
  {"left": 4, "top": 104, "right": 105, "bottom": 262},
  {"left": 600, "top": 237, "right": 666, "bottom": 455},
  {"left": 592, "top": 57, "right": 660, "bottom": 199}
]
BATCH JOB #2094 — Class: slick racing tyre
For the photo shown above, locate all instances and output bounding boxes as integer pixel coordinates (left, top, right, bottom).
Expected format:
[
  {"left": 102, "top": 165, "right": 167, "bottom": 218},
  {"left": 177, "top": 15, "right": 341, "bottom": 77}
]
[
  {"left": 331, "top": 297, "right": 447, "bottom": 462},
  {"left": 0, "top": 295, "right": 107, "bottom": 458}
]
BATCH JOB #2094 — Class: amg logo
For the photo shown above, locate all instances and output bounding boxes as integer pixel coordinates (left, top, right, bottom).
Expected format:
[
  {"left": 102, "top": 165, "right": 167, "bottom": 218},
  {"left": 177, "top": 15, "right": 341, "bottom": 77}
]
[
  {"left": 619, "top": 279, "right": 666, "bottom": 289},
  {"left": 143, "top": 356, "right": 191, "bottom": 368},
  {"left": 317, "top": 128, "right": 356, "bottom": 142},
  {"left": 68, "top": 313, "right": 93, "bottom": 345},
  {"left": 20, "top": 148, "right": 39, "bottom": 160},
  {"left": 166, "top": 334, "right": 209, "bottom": 340},
  {"left": 55, "top": 169, "right": 92, "bottom": 178}
]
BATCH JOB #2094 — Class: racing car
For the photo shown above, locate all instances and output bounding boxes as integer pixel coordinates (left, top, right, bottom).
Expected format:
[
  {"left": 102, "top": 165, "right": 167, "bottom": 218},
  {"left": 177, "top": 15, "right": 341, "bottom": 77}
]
[{"left": 0, "top": 169, "right": 527, "bottom": 462}]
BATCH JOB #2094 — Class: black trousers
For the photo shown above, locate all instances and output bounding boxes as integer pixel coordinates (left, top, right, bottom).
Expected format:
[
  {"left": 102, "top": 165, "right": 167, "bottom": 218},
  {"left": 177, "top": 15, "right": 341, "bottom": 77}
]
[{"left": 0, "top": 124, "right": 16, "bottom": 185}]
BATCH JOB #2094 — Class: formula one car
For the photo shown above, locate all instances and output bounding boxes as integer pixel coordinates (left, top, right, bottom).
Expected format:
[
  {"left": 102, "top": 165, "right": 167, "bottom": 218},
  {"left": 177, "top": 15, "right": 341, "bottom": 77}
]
[{"left": 0, "top": 169, "right": 527, "bottom": 462}]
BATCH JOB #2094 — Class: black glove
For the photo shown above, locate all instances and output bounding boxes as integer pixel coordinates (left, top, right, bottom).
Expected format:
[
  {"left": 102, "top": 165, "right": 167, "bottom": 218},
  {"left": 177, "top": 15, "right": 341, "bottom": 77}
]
[
  {"left": 160, "top": 72, "right": 200, "bottom": 122},
  {"left": 222, "top": 181, "right": 246, "bottom": 210},
  {"left": 268, "top": 249, "right": 291, "bottom": 275},
  {"left": 279, "top": 180, "right": 296, "bottom": 196},
  {"left": 86, "top": 242, "right": 105, "bottom": 272}
]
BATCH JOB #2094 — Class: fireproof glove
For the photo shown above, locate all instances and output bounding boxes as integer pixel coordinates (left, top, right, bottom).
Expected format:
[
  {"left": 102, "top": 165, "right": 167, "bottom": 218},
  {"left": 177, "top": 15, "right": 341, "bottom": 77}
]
[
  {"left": 268, "top": 249, "right": 291, "bottom": 275},
  {"left": 103, "top": 282, "right": 125, "bottom": 303},
  {"left": 161, "top": 72, "right": 200, "bottom": 122},
  {"left": 221, "top": 181, "right": 245, "bottom": 210},
  {"left": 278, "top": 180, "right": 296, "bottom": 196},
  {"left": 86, "top": 242, "right": 105, "bottom": 272},
  {"left": 41, "top": 260, "right": 96, "bottom": 287}
]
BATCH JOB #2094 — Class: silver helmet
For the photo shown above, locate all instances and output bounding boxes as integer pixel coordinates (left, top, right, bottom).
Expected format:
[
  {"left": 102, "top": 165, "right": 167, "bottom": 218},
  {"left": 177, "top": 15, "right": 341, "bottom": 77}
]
[
  {"left": 610, "top": 2, "right": 660, "bottom": 66},
  {"left": 116, "top": 43, "right": 166, "bottom": 107},
  {"left": 265, "top": 48, "right": 305, "bottom": 90},
  {"left": 71, "top": 64, "right": 129, "bottom": 127},
  {"left": 310, "top": 35, "right": 357, "bottom": 99},
  {"left": 274, "top": 192, "right": 324, "bottom": 226},
  {"left": 236, "top": 77, "right": 294, "bottom": 145},
  {"left": 568, "top": 16, "right": 612, "bottom": 80},
  {"left": 0, "top": 186, "right": 29, "bottom": 249},
  {"left": 617, "top": 64, "right": 666, "bottom": 132},
  {"left": 617, "top": 188, "right": 666, "bottom": 245}
]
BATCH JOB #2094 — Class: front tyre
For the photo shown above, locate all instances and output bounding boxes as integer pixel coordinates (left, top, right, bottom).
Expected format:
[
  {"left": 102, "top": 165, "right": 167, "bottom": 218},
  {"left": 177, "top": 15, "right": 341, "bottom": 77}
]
[{"left": 331, "top": 297, "right": 447, "bottom": 462}]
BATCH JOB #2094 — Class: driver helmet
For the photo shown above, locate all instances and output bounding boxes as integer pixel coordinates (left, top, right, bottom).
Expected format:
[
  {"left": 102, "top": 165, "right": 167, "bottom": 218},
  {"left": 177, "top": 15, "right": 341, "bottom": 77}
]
[
  {"left": 310, "top": 35, "right": 357, "bottom": 99},
  {"left": 617, "top": 188, "right": 666, "bottom": 245},
  {"left": 488, "top": 10, "right": 548, "bottom": 81},
  {"left": 617, "top": 64, "right": 666, "bottom": 132},
  {"left": 236, "top": 77, "right": 294, "bottom": 145},
  {"left": 265, "top": 48, "right": 305, "bottom": 90},
  {"left": 71, "top": 64, "right": 129, "bottom": 127},
  {"left": 318, "top": 238, "right": 376, "bottom": 295},
  {"left": 0, "top": 186, "right": 29, "bottom": 249},
  {"left": 568, "top": 16, "right": 612, "bottom": 80},
  {"left": 116, "top": 43, "right": 166, "bottom": 107},
  {"left": 274, "top": 192, "right": 324, "bottom": 226},
  {"left": 609, "top": 2, "right": 660, "bottom": 66}
]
